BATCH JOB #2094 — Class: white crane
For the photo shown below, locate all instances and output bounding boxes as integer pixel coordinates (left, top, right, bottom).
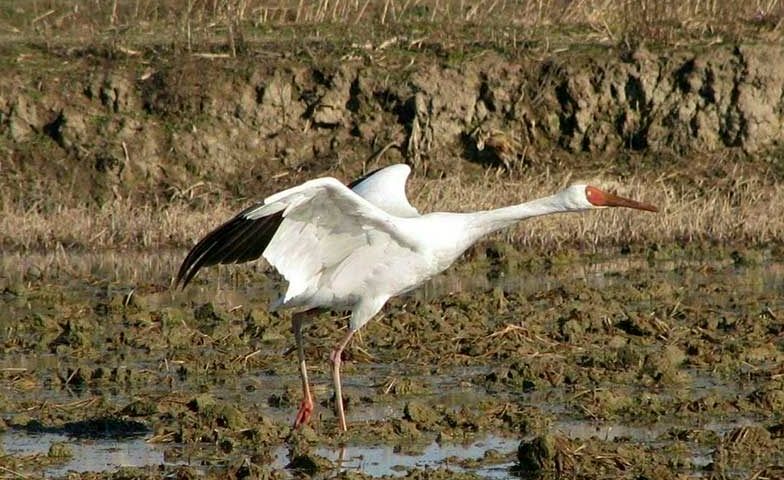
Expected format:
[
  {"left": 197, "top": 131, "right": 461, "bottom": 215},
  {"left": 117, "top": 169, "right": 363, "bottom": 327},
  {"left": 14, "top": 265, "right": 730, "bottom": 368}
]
[{"left": 176, "top": 164, "right": 657, "bottom": 432}]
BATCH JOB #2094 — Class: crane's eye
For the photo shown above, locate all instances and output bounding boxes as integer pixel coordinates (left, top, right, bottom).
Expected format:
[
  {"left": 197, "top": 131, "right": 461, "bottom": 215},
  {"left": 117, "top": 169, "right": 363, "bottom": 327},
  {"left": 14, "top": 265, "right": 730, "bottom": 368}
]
[{"left": 584, "top": 186, "right": 606, "bottom": 206}]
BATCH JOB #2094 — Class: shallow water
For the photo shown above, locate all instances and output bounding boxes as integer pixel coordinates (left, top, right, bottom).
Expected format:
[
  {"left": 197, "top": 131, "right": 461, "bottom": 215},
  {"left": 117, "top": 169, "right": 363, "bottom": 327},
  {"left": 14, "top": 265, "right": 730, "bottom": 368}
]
[
  {"left": 0, "top": 416, "right": 762, "bottom": 477},
  {"left": 1, "top": 430, "right": 171, "bottom": 476},
  {"left": 1, "top": 427, "right": 520, "bottom": 477},
  {"left": 272, "top": 436, "right": 520, "bottom": 478}
]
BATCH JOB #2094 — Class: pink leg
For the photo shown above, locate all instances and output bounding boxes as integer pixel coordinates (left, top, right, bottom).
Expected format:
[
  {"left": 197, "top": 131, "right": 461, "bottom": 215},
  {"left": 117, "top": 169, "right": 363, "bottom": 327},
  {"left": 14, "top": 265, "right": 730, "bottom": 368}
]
[
  {"left": 292, "top": 313, "right": 314, "bottom": 428},
  {"left": 330, "top": 329, "right": 355, "bottom": 432}
]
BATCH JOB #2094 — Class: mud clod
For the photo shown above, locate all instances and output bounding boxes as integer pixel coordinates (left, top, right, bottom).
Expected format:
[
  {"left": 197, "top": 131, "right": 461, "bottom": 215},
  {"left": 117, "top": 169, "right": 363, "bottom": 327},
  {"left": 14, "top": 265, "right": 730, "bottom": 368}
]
[
  {"left": 516, "top": 434, "right": 569, "bottom": 474},
  {"left": 187, "top": 395, "right": 248, "bottom": 431},
  {"left": 403, "top": 400, "right": 438, "bottom": 430},
  {"left": 286, "top": 453, "right": 334, "bottom": 476},
  {"left": 285, "top": 429, "right": 333, "bottom": 476},
  {"left": 47, "top": 441, "right": 73, "bottom": 458},
  {"left": 642, "top": 344, "right": 687, "bottom": 384},
  {"left": 387, "top": 378, "right": 430, "bottom": 396},
  {"left": 186, "top": 394, "right": 216, "bottom": 413},
  {"left": 121, "top": 400, "right": 159, "bottom": 417}
]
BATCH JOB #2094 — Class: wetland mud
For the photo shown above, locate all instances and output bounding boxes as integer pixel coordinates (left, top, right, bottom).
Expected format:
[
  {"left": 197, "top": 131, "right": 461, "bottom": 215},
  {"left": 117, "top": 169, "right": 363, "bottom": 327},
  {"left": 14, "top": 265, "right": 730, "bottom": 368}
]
[{"left": 1, "top": 248, "right": 783, "bottom": 478}]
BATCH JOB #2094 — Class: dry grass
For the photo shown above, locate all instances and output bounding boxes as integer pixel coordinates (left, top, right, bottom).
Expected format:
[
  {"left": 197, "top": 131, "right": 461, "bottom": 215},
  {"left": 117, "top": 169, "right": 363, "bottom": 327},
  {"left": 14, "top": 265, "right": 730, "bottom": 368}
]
[
  {"left": 1, "top": 0, "right": 782, "bottom": 52},
  {"left": 7, "top": 0, "right": 780, "bottom": 28},
  {"left": 0, "top": 198, "right": 235, "bottom": 252},
  {"left": 1, "top": 168, "right": 782, "bottom": 255}
]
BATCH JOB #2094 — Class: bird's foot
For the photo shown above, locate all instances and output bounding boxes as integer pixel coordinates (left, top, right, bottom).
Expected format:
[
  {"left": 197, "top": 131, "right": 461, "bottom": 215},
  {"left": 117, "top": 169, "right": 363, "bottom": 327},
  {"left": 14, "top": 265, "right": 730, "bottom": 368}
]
[{"left": 293, "top": 398, "right": 314, "bottom": 428}]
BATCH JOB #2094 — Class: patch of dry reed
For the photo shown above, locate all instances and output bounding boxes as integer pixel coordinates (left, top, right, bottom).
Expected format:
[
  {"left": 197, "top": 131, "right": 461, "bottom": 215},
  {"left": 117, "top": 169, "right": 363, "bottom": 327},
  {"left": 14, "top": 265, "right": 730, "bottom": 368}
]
[
  {"left": 3, "top": 0, "right": 782, "bottom": 51},
  {"left": 1, "top": 168, "right": 781, "bottom": 254}
]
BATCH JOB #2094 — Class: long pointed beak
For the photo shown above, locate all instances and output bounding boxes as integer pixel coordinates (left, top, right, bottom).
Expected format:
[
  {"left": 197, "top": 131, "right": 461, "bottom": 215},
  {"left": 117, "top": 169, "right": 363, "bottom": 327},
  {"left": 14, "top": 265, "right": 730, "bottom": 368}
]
[
  {"left": 586, "top": 186, "right": 658, "bottom": 212},
  {"left": 603, "top": 191, "right": 659, "bottom": 212}
]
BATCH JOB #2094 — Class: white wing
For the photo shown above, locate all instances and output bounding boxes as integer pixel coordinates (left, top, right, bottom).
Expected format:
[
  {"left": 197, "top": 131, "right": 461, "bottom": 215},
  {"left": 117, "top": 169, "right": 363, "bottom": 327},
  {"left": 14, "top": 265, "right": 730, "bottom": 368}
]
[
  {"left": 176, "top": 166, "right": 422, "bottom": 296},
  {"left": 246, "top": 177, "right": 420, "bottom": 305},
  {"left": 347, "top": 164, "right": 419, "bottom": 217}
]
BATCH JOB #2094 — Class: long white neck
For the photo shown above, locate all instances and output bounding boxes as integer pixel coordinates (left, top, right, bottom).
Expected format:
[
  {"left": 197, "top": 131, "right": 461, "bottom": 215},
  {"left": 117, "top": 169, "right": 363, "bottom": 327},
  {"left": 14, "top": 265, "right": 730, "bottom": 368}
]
[
  {"left": 464, "top": 192, "right": 580, "bottom": 241},
  {"left": 419, "top": 186, "right": 592, "bottom": 271}
]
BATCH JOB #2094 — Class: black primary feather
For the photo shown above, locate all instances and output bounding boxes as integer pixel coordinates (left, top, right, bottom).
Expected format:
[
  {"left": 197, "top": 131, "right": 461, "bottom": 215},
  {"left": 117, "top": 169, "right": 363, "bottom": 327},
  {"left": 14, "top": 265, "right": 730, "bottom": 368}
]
[{"left": 176, "top": 208, "right": 284, "bottom": 288}]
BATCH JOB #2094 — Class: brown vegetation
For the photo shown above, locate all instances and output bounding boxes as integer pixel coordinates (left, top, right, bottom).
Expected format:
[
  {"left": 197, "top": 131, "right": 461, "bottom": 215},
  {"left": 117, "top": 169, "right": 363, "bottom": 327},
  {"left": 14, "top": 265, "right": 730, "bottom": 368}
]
[
  {"left": 1, "top": 160, "right": 782, "bottom": 255},
  {"left": 3, "top": 1, "right": 783, "bottom": 46}
]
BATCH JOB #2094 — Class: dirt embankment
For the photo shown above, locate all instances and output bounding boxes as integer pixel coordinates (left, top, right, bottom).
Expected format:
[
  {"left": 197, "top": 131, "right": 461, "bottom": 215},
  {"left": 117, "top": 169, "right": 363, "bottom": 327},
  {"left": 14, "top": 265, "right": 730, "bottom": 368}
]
[{"left": 2, "top": 43, "right": 784, "bottom": 206}]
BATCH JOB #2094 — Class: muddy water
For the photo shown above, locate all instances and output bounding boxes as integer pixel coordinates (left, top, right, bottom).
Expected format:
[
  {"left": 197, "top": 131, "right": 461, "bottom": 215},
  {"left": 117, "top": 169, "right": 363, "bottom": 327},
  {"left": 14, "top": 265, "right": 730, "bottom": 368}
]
[
  {"left": 1, "top": 248, "right": 783, "bottom": 479},
  {"left": 1, "top": 430, "right": 171, "bottom": 475}
]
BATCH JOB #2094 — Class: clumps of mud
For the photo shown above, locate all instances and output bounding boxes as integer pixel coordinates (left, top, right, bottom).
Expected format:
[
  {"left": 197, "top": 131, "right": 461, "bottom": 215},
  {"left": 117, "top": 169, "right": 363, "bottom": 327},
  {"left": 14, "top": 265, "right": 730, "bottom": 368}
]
[
  {"left": 515, "top": 433, "right": 683, "bottom": 479},
  {"left": 2, "top": 247, "right": 784, "bottom": 478},
  {"left": 514, "top": 425, "right": 784, "bottom": 480}
]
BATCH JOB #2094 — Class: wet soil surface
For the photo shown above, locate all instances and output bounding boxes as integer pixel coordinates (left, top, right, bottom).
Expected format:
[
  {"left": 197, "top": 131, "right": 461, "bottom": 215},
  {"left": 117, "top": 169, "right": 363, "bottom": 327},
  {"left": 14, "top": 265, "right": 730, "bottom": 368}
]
[{"left": 1, "top": 246, "right": 783, "bottom": 479}]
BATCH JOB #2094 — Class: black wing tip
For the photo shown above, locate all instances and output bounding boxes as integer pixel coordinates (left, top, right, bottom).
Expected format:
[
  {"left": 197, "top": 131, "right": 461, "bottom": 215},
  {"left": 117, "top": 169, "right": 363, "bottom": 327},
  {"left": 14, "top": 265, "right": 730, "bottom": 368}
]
[
  {"left": 179, "top": 268, "right": 200, "bottom": 289},
  {"left": 175, "top": 209, "right": 284, "bottom": 290},
  {"left": 174, "top": 267, "right": 190, "bottom": 290},
  {"left": 175, "top": 256, "right": 198, "bottom": 290}
]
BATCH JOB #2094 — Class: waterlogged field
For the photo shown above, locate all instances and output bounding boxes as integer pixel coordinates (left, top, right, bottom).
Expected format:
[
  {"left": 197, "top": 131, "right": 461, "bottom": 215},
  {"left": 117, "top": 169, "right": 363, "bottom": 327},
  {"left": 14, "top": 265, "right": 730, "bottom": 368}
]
[{"left": 1, "top": 247, "right": 783, "bottom": 479}]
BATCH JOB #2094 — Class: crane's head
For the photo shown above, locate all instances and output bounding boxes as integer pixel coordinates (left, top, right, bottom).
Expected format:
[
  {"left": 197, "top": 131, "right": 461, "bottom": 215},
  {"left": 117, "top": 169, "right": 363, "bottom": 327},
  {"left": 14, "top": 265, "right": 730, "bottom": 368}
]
[{"left": 562, "top": 184, "right": 658, "bottom": 212}]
